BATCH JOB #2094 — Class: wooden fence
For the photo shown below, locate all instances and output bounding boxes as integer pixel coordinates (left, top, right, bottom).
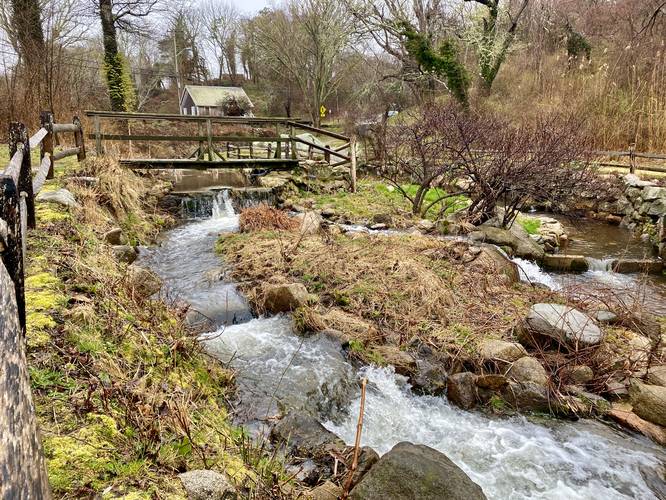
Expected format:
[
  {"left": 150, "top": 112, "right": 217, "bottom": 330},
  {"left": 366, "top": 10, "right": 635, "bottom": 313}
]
[
  {"left": 0, "top": 114, "right": 85, "bottom": 498},
  {"left": 83, "top": 111, "right": 357, "bottom": 174}
]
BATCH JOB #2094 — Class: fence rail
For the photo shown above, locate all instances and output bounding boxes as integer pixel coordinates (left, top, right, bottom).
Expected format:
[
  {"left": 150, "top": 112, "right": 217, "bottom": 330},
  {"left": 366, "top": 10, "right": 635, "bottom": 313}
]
[{"left": 1, "top": 112, "right": 85, "bottom": 499}]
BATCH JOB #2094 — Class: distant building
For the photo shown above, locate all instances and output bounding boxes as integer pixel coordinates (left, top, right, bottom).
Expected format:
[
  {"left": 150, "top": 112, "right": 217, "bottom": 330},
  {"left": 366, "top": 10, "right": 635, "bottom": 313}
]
[{"left": 179, "top": 85, "right": 254, "bottom": 116}]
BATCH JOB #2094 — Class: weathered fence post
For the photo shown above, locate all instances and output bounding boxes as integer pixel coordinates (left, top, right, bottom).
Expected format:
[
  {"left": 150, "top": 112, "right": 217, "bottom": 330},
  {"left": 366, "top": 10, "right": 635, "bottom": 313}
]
[
  {"left": 0, "top": 175, "right": 25, "bottom": 333},
  {"left": 324, "top": 145, "right": 331, "bottom": 164},
  {"left": 9, "top": 123, "right": 35, "bottom": 229},
  {"left": 350, "top": 135, "right": 357, "bottom": 193},
  {"left": 206, "top": 119, "right": 213, "bottom": 161},
  {"left": 629, "top": 143, "right": 637, "bottom": 174},
  {"left": 0, "top": 260, "right": 52, "bottom": 499},
  {"left": 73, "top": 116, "right": 86, "bottom": 161},
  {"left": 40, "top": 111, "right": 55, "bottom": 179},
  {"left": 94, "top": 114, "right": 103, "bottom": 155}
]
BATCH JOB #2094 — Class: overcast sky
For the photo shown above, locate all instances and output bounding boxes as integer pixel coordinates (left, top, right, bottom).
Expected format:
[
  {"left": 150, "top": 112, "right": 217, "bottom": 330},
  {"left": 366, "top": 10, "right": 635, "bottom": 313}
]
[{"left": 225, "top": 0, "right": 271, "bottom": 14}]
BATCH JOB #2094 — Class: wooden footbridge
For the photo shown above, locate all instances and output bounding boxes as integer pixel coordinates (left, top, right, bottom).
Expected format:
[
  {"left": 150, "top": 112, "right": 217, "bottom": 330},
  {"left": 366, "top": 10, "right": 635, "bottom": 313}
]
[{"left": 84, "top": 111, "right": 356, "bottom": 173}]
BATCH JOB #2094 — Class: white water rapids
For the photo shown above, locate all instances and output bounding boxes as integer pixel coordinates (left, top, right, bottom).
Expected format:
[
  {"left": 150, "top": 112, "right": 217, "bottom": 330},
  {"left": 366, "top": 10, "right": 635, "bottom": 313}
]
[{"left": 141, "top": 192, "right": 664, "bottom": 500}]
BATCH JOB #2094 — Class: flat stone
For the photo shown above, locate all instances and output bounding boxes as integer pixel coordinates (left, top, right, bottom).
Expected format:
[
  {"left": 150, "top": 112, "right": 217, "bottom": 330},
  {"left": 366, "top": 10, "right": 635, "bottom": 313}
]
[
  {"left": 541, "top": 254, "right": 589, "bottom": 272},
  {"left": 593, "top": 310, "right": 618, "bottom": 324},
  {"left": 611, "top": 259, "right": 663, "bottom": 274},
  {"left": 624, "top": 174, "right": 656, "bottom": 188},
  {"left": 608, "top": 402, "right": 666, "bottom": 446},
  {"left": 526, "top": 303, "right": 604, "bottom": 347},
  {"left": 36, "top": 188, "right": 79, "bottom": 208},
  {"left": 178, "top": 469, "right": 236, "bottom": 500}
]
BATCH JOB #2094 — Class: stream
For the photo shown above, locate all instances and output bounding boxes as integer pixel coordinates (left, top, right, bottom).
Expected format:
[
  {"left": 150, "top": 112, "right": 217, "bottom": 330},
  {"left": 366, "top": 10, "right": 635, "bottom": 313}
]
[{"left": 141, "top": 191, "right": 665, "bottom": 500}]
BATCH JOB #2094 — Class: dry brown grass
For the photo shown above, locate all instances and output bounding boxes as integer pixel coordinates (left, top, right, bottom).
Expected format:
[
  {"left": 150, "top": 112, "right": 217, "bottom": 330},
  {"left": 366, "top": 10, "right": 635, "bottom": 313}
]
[{"left": 239, "top": 204, "right": 299, "bottom": 232}]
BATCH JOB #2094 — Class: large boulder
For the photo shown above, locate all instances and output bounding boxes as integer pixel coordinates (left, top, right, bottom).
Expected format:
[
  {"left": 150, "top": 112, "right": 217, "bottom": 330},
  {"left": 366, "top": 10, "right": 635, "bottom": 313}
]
[
  {"left": 470, "top": 225, "right": 544, "bottom": 260},
  {"left": 629, "top": 380, "right": 666, "bottom": 427},
  {"left": 178, "top": 470, "right": 236, "bottom": 500},
  {"left": 350, "top": 442, "right": 486, "bottom": 500},
  {"left": 525, "top": 303, "right": 604, "bottom": 347},
  {"left": 264, "top": 283, "right": 312, "bottom": 313}
]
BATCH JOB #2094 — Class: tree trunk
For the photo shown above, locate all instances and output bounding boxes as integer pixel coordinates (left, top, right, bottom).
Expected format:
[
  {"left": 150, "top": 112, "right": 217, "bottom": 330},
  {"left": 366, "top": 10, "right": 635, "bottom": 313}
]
[
  {"left": 10, "top": 0, "right": 46, "bottom": 109},
  {"left": 99, "top": 0, "right": 126, "bottom": 111}
]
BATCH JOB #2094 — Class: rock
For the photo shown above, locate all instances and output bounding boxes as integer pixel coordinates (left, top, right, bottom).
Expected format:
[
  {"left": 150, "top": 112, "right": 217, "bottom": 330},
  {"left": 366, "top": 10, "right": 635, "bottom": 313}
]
[
  {"left": 126, "top": 265, "right": 162, "bottom": 298},
  {"left": 641, "top": 186, "right": 666, "bottom": 201},
  {"left": 563, "top": 385, "right": 610, "bottom": 414},
  {"left": 647, "top": 366, "right": 666, "bottom": 387},
  {"left": 308, "top": 481, "right": 343, "bottom": 500},
  {"left": 320, "top": 328, "right": 350, "bottom": 347},
  {"left": 541, "top": 254, "right": 589, "bottom": 272},
  {"left": 507, "top": 357, "right": 549, "bottom": 387},
  {"left": 592, "top": 310, "right": 618, "bottom": 324},
  {"left": 372, "top": 346, "right": 416, "bottom": 376},
  {"left": 103, "top": 227, "right": 124, "bottom": 245},
  {"left": 611, "top": 259, "right": 663, "bottom": 274},
  {"left": 605, "top": 379, "right": 629, "bottom": 399},
  {"left": 112, "top": 245, "right": 138, "bottom": 264},
  {"left": 320, "top": 207, "right": 336, "bottom": 218},
  {"left": 350, "top": 442, "right": 486, "bottom": 500},
  {"left": 471, "top": 245, "right": 520, "bottom": 283},
  {"left": 447, "top": 372, "right": 477, "bottom": 410},
  {"left": 609, "top": 402, "right": 666, "bottom": 446},
  {"left": 295, "top": 211, "right": 322, "bottom": 234},
  {"left": 372, "top": 213, "right": 393, "bottom": 225},
  {"left": 417, "top": 219, "right": 436, "bottom": 232},
  {"left": 264, "top": 283, "right": 311, "bottom": 313},
  {"left": 178, "top": 470, "right": 236, "bottom": 500},
  {"left": 479, "top": 339, "right": 526, "bottom": 364},
  {"left": 624, "top": 174, "right": 655, "bottom": 188},
  {"left": 271, "top": 413, "right": 345, "bottom": 457},
  {"left": 629, "top": 380, "right": 666, "bottom": 426},
  {"left": 525, "top": 303, "right": 604, "bottom": 347},
  {"left": 349, "top": 447, "right": 380, "bottom": 489},
  {"left": 412, "top": 358, "right": 448, "bottom": 396},
  {"left": 36, "top": 188, "right": 80, "bottom": 208},
  {"left": 286, "top": 459, "right": 320, "bottom": 484},
  {"left": 569, "top": 365, "right": 594, "bottom": 385},
  {"left": 369, "top": 223, "right": 387, "bottom": 230},
  {"left": 475, "top": 374, "right": 508, "bottom": 391},
  {"left": 470, "top": 225, "right": 544, "bottom": 260},
  {"left": 502, "top": 380, "right": 551, "bottom": 412}
]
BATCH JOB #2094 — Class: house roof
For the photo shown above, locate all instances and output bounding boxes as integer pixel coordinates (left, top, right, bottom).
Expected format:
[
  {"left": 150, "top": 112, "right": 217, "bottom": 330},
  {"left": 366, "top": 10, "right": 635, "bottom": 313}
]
[{"left": 181, "top": 85, "right": 254, "bottom": 108}]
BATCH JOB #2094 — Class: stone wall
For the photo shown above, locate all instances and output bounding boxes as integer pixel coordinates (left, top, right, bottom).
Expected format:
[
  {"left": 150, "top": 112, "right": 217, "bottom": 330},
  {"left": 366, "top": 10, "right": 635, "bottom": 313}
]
[{"left": 576, "top": 174, "right": 666, "bottom": 259}]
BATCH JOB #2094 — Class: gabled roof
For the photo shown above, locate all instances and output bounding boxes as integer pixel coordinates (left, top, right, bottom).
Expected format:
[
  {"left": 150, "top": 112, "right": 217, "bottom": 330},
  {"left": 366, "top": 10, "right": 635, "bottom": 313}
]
[{"left": 181, "top": 85, "right": 254, "bottom": 108}]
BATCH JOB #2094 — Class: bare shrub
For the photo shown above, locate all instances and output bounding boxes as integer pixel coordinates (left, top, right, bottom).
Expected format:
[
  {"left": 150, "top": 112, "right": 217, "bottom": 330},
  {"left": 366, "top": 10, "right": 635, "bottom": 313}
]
[
  {"left": 382, "top": 102, "right": 599, "bottom": 226},
  {"left": 239, "top": 204, "right": 299, "bottom": 232}
]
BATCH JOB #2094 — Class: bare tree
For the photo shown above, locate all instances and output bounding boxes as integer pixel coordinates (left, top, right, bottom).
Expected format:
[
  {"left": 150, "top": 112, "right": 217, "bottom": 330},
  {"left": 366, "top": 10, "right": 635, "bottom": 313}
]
[
  {"left": 199, "top": 0, "right": 240, "bottom": 81},
  {"left": 254, "top": 0, "right": 356, "bottom": 127}
]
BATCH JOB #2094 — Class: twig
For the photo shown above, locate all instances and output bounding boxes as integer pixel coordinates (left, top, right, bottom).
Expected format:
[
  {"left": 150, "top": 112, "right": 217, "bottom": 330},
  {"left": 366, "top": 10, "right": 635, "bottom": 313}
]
[{"left": 342, "top": 378, "right": 367, "bottom": 498}]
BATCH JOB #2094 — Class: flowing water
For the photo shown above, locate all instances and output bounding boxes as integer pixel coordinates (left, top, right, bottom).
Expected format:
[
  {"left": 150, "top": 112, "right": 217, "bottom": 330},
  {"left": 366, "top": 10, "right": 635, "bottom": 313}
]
[{"left": 142, "top": 197, "right": 665, "bottom": 500}]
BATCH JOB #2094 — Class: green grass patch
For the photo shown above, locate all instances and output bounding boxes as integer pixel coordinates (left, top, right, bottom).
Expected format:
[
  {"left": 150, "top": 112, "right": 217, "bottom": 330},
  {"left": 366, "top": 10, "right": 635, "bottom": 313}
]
[{"left": 518, "top": 216, "right": 542, "bottom": 235}]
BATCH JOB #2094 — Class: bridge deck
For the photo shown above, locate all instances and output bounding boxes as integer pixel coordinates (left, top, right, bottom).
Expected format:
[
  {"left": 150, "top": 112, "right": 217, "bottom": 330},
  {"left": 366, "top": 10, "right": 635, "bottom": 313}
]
[{"left": 120, "top": 158, "right": 299, "bottom": 170}]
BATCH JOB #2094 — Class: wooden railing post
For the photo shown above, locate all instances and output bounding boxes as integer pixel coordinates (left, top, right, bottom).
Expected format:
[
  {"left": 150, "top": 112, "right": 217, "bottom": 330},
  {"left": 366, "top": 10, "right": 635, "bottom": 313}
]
[
  {"left": 40, "top": 111, "right": 54, "bottom": 179},
  {"left": 94, "top": 114, "right": 102, "bottom": 155},
  {"left": 10, "top": 123, "right": 35, "bottom": 229},
  {"left": 0, "top": 176, "right": 25, "bottom": 334},
  {"left": 350, "top": 135, "right": 357, "bottom": 193},
  {"left": 324, "top": 145, "right": 331, "bottom": 163},
  {"left": 629, "top": 143, "right": 637, "bottom": 174},
  {"left": 206, "top": 119, "right": 213, "bottom": 161},
  {"left": 73, "top": 116, "right": 86, "bottom": 161}
]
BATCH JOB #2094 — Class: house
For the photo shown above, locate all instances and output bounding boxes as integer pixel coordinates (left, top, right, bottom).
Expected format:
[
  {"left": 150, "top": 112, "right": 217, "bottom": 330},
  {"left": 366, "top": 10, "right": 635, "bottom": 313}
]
[{"left": 179, "top": 85, "right": 254, "bottom": 116}]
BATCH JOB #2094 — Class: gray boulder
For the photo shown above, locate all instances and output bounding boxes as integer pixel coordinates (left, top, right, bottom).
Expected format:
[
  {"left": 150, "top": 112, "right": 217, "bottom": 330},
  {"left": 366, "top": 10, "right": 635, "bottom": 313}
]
[
  {"left": 264, "top": 283, "right": 312, "bottom": 313},
  {"left": 447, "top": 372, "right": 477, "bottom": 410},
  {"left": 36, "top": 188, "right": 80, "bottom": 208},
  {"left": 624, "top": 174, "right": 655, "bottom": 188},
  {"left": 508, "top": 356, "right": 549, "bottom": 387},
  {"left": 629, "top": 380, "right": 666, "bottom": 427},
  {"left": 470, "top": 225, "right": 544, "bottom": 260},
  {"left": 178, "top": 469, "right": 236, "bottom": 499},
  {"left": 350, "top": 442, "right": 486, "bottom": 500},
  {"left": 526, "top": 303, "right": 604, "bottom": 347}
]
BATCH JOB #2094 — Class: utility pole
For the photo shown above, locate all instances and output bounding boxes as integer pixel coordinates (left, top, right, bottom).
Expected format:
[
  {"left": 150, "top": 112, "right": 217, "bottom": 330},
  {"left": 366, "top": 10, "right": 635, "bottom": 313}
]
[{"left": 173, "top": 33, "right": 182, "bottom": 114}]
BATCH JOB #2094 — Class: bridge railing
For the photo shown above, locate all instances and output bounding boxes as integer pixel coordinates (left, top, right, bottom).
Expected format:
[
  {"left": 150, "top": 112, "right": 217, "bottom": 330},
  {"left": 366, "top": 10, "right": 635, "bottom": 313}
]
[{"left": 1, "top": 113, "right": 85, "bottom": 498}]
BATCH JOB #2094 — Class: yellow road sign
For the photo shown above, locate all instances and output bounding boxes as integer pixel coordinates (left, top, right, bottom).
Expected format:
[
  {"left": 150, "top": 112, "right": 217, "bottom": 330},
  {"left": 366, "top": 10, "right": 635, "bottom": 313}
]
[{"left": 320, "top": 105, "right": 327, "bottom": 118}]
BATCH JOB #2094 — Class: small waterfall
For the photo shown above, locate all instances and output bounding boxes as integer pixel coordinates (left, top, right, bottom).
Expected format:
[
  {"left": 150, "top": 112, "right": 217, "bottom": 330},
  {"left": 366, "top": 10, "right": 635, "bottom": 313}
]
[
  {"left": 512, "top": 257, "right": 561, "bottom": 290},
  {"left": 585, "top": 257, "right": 614, "bottom": 272},
  {"left": 212, "top": 190, "right": 236, "bottom": 218}
]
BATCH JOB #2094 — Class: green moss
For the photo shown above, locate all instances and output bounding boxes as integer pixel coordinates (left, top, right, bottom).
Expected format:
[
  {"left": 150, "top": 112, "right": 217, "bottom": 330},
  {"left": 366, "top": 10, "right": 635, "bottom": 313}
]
[
  {"left": 44, "top": 414, "right": 122, "bottom": 493},
  {"left": 518, "top": 216, "right": 542, "bottom": 235},
  {"left": 36, "top": 203, "right": 70, "bottom": 222}
]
